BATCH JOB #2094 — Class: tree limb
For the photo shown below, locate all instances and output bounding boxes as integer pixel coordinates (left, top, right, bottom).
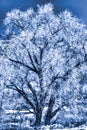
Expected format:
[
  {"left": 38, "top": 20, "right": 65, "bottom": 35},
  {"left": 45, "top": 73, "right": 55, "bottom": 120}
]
[{"left": 8, "top": 57, "right": 38, "bottom": 73}]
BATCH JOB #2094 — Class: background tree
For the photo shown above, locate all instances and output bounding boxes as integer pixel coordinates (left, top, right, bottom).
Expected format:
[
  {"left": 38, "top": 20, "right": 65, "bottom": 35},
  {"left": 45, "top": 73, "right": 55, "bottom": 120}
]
[{"left": 0, "top": 3, "right": 87, "bottom": 127}]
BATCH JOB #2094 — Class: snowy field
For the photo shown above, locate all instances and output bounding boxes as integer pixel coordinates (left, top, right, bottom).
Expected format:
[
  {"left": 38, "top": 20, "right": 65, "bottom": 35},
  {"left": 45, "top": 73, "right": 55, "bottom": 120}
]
[{"left": 0, "top": 110, "right": 87, "bottom": 130}]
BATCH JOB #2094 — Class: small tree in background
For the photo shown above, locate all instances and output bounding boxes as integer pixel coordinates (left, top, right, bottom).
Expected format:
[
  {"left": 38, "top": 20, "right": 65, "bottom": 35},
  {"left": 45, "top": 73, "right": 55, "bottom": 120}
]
[{"left": 0, "top": 3, "right": 87, "bottom": 127}]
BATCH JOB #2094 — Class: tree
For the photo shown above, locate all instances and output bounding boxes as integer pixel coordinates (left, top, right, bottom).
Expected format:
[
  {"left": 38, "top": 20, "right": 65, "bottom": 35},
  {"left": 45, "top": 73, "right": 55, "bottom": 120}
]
[{"left": 0, "top": 3, "right": 87, "bottom": 127}]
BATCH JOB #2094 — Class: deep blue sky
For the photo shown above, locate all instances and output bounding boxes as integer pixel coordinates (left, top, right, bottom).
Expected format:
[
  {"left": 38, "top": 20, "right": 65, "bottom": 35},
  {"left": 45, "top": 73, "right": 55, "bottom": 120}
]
[{"left": 0, "top": 0, "right": 87, "bottom": 32}]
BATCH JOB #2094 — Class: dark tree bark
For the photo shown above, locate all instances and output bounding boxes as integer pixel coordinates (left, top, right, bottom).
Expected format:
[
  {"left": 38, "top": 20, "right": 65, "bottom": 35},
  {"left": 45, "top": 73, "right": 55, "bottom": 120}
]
[
  {"left": 45, "top": 95, "right": 55, "bottom": 125},
  {"left": 34, "top": 107, "right": 42, "bottom": 126}
]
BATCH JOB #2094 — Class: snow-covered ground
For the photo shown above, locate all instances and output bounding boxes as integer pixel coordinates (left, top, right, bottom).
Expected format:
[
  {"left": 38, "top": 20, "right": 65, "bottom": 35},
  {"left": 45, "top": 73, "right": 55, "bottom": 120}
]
[
  {"left": 0, "top": 110, "right": 87, "bottom": 130},
  {"left": 39, "top": 125, "right": 87, "bottom": 130}
]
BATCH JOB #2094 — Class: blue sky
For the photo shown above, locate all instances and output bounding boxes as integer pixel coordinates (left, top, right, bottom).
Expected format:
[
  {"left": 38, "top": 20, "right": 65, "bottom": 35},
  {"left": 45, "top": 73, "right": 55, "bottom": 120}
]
[{"left": 0, "top": 0, "right": 87, "bottom": 32}]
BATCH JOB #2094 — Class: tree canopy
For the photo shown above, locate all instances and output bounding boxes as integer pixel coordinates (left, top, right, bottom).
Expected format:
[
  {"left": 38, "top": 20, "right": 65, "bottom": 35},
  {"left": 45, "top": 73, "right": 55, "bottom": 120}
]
[{"left": 0, "top": 3, "right": 87, "bottom": 128}]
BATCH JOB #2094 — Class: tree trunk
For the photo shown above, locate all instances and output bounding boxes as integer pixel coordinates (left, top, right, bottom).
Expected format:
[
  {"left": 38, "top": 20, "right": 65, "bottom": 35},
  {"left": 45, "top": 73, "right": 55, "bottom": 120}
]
[
  {"left": 34, "top": 107, "right": 42, "bottom": 126},
  {"left": 45, "top": 95, "right": 55, "bottom": 125},
  {"left": 45, "top": 112, "right": 51, "bottom": 125}
]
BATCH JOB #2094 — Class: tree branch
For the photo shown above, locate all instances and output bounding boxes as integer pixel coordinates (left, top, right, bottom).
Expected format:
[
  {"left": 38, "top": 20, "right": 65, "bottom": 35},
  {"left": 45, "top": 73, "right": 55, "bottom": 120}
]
[
  {"left": 21, "top": 43, "right": 38, "bottom": 72},
  {"left": 8, "top": 57, "right": 38, "bottom": 73},
  {"left": 27, "top": 82, "right": 39, "bottom": 111},
  {"left": 6, "top": 82, "right": 36, "bottom": 111},
  {"left": 51, "top": 102, "right": 67, "bottom": 119}
]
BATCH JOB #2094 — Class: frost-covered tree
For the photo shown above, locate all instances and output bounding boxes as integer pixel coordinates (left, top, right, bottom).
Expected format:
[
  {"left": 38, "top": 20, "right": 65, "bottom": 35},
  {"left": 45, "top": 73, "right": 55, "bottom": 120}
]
[{"left": 0, "top": 3, "right": 87, "bottom": 127}]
